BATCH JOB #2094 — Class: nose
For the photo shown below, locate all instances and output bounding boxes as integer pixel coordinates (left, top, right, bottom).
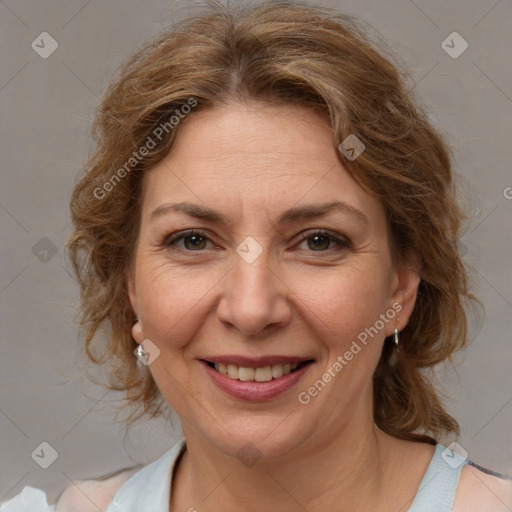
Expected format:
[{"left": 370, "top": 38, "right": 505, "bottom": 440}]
[{"left": 216, "top": 247, "right": 292, "bottom": 337}]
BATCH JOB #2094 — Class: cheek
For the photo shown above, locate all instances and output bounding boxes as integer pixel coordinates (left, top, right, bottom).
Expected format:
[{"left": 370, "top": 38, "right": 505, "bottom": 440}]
[
  {"left": 135, "top": 260, "right": 224, "bottom": 350},
  {"left": 289, "top": 263, "right": 390, "bottom": 344}
]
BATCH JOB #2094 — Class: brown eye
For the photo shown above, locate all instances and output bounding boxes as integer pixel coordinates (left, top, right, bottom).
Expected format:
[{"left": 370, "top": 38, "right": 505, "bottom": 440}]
[
  {"left": 307, "top": 234, "right": 332, "bottom": 251},
  {"left": 296, "top": 230, "right": 351, "bottom": 253},
  {"left": 183, "top": 234, "right": 207, "bottom": 250},
  {"left": 164, "top": 230, "right": 213, "bottom": 251}
]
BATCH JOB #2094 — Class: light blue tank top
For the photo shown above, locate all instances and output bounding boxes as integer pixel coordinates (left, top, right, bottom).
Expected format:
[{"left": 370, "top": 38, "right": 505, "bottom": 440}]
[
  {"left": 407, "top": 444, "right": 468, "bottom": 511},
  {"left": 106, "top": 440, "right": 469, "bottom": 511},
  {"left": 2, "top": 440, "right": 499, "bottom": 511}
]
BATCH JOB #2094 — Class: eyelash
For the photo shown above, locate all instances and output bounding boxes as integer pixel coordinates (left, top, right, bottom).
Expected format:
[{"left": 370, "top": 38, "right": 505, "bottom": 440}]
[{"left": 163, "top": 229, "right": 351, "bottom": 254}]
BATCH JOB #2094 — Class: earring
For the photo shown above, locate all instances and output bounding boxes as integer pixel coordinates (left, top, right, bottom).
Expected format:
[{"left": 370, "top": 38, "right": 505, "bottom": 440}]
[
  {"left": 394, "top": 317, "right": 400, "bottom": 347},
  {"left": 389, "top": 319, "right": 400, "bottom": 367},
  {"left": 393, "top": 328, "right": 399, "bottom": 347}
]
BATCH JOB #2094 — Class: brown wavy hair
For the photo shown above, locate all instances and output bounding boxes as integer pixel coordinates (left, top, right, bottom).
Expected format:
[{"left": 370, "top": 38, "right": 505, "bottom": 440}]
[{"left": 66, "top": 0, "right": 479, "bottom": 442}]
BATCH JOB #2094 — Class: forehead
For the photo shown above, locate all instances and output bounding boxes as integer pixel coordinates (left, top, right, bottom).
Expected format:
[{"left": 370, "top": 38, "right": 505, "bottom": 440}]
[{"left": 141, "top": 101, "right": 384, "bottom": 226}]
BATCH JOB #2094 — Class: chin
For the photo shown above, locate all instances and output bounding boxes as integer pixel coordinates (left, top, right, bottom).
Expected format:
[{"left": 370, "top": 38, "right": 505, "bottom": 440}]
[{"left": 191, "top": 413, "right": 314, "bottom": 464}]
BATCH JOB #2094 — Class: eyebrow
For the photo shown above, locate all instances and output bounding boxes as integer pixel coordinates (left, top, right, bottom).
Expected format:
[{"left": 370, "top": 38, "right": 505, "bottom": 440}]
[{"left": 150, "top": 200, "right": 369, "bottom": 226}]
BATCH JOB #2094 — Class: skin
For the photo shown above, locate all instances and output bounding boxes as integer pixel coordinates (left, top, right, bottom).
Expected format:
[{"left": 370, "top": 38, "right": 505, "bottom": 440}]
[{"left": 125, "top": 100, "right": 437, "bottom": 511}]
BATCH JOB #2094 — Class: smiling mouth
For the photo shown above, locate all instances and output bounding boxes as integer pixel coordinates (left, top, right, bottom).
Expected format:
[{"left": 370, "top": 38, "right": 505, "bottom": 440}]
[{"left": 202, "top": 360, "right": 314, "bottom": 382}]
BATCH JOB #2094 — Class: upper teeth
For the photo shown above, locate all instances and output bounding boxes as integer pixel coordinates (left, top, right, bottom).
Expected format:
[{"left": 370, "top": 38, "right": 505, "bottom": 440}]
[{"left": 214, "top": 362, "right": 299, "bottom": 382}]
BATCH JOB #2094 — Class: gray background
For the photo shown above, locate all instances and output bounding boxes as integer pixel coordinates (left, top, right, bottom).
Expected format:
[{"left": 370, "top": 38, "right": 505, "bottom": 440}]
[{"left": 1, "top": 0, "right": 511, "bottom": 504}]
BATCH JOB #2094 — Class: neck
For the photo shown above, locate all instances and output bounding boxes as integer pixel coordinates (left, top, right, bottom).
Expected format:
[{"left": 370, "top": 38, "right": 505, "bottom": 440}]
[{"left": 172, "top": 416, "right": 397, "bottom": 511}]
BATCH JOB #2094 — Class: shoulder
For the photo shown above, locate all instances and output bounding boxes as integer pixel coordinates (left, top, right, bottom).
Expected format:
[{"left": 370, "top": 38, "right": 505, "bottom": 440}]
[
  {"left": 55, "top": 466, "right": 141, "bottom": 512},
  {"left": 55, "top": 440, "right": 186, "bottom": 511},
  {"left": 453, "top": 463, "right": 512, "bottom": 512}
]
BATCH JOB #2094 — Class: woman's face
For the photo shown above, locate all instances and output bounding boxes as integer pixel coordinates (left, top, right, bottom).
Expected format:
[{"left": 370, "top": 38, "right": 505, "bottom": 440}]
[{"left": 127, "top": 101, "right": 419, "bottom": 459}]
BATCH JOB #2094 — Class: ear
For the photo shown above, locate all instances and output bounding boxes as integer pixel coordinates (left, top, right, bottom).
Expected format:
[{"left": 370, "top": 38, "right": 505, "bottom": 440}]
[
  {"left": 385, "top": 251, "right": 421, "bottom": 337},
  {"left": 125, "top": 266, "right": 138, "bottom": 316},
  {"left": 125, "top": 267, "right": 144, "bottom": 344}
]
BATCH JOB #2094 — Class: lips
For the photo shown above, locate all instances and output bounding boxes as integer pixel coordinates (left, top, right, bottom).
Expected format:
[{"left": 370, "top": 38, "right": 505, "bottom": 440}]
[{"left": 199, "top": 355, "right": 315, "bottom": 401}]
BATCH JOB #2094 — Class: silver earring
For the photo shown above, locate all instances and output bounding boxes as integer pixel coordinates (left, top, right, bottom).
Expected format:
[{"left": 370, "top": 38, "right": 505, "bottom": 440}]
[{"left": 393, "top": 328, "right": 399, "bottom": 347}]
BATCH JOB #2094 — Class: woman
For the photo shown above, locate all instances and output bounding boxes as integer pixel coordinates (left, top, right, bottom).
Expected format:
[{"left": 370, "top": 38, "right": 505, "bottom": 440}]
[{"left": 3, "top": 1, "right": 511, "bottom": 511}]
